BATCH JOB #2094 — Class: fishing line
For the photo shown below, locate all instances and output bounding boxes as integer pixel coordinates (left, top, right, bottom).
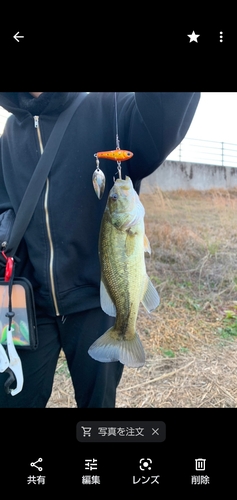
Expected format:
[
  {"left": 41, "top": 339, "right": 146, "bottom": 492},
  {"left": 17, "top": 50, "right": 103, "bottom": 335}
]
[
  {"left": 92, "top": 92, "right": 134, "bottom": 199},
  {"left": 114, "top": 92, "right": 120, "bottom": 150},
  {"left": 114, "top": 91, "right": 122, "bottom": 180}
]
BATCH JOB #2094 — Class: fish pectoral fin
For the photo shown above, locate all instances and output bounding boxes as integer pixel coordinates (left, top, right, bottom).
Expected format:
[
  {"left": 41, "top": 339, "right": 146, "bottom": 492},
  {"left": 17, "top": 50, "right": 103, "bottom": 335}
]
[
  {"left": 142, "top": 275, "right": 160, "bottom": 312},
  {"left": 125, "top": 231, "right": 151, "bottom": 256},
  {"left": 88, "top": 329, "right": 145, "bottom": 368},
  {"left": 100, "top": 280, "right": 117, "bottom": 317},
  {"left": 125, "top": 230, "right": 137, "bottom": 257},
  {"left": 144, "top": 234, "right": 151, "bottom": 254}
]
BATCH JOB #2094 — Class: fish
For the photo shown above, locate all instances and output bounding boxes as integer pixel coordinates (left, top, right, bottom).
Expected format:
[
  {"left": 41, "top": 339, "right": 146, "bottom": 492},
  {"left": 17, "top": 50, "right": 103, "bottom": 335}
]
[
  {"left": 88, "top": 176, "right": 160, "bottom": 368},
  {"left": 96, "top": 149, "right": 134, "bottom": 162}
]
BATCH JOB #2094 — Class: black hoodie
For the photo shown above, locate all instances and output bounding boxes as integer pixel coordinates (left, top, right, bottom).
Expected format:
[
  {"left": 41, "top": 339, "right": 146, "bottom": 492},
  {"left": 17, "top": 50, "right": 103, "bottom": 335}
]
[{"left": 0, "top": 92, "right": 200, "bottom": 316}]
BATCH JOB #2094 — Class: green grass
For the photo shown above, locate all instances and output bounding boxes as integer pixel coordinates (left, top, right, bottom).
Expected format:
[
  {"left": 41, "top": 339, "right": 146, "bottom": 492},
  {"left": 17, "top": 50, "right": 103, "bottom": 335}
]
[
  {"left": 55, "top": 359, "right": 70, "bottom": 377},
  {"left": 218, "top": 309, "right": 237, "bottom": 339},
  {"left": 160, "top": 348, "right": 176, "bottom": 358}
]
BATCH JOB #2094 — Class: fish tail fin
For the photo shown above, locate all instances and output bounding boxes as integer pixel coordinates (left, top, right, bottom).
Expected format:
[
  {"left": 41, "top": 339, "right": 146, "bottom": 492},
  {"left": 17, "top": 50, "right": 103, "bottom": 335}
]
[{"left": 88, "top": 327, "right": 145, "bottom": 368}]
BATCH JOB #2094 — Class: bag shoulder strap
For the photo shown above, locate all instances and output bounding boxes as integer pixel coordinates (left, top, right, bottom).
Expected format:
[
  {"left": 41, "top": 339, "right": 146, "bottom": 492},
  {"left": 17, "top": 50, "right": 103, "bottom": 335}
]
[{"left": 7, "top": 92, "right": 87, "bottom": 256}]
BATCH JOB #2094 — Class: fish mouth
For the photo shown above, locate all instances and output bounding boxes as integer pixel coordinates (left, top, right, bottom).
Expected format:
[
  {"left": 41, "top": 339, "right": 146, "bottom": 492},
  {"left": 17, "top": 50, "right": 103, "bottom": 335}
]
[
  {"left": 109, "top": 178, "right": 135, "bottom": 206},
  {"left": 112, "top": 175, "right": 132, "bottom": 189}
]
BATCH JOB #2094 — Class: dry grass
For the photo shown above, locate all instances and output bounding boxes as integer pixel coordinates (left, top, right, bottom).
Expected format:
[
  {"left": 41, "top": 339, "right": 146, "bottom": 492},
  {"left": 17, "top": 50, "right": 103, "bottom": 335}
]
[
  {"left": 116, "top": 343, "right": 237, "bottom": 408},
  {"left": 47, "top": 187, "right": 237, "bottom": 408}
]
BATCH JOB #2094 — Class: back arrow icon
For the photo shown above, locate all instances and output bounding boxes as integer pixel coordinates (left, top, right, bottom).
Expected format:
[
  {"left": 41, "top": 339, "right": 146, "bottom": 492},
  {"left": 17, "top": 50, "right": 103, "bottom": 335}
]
[{"left": 13, "top": 32, "right": 24, "bottom": 42}]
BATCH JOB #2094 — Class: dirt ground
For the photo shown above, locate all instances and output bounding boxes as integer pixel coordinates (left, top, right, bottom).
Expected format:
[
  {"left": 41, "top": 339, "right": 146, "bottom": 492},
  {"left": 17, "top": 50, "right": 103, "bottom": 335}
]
[{"left": 47, "top": 187, "right": 237, "bottom": 408}]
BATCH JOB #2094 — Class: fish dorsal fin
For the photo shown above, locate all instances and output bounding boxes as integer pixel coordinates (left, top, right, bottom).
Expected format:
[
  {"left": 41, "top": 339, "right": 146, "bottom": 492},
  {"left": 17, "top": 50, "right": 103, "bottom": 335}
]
[
  {"left": 141, "top": 275, "right": 160, "bottom": 312},
  {"left": 100, "top": 280, "right": 117, "bottom": 317},
  {"left": 144, "top": 234, "right": 151, "bottom": 254}
]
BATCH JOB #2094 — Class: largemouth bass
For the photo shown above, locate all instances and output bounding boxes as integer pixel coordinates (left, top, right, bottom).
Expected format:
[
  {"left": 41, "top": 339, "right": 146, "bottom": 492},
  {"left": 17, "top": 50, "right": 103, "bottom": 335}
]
[{"left": 88, "top": 176, "right": 160, "bottom": 368}]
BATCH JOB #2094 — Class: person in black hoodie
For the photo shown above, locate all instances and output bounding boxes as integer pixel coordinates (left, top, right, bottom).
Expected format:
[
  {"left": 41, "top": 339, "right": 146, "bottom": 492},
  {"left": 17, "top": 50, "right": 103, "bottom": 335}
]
[{"left": 0, "top": 92, "right": 200, "bottom": 407}]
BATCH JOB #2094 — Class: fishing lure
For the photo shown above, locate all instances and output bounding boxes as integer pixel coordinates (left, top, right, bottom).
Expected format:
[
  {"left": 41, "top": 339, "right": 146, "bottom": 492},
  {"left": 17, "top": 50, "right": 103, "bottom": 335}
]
[
  {"left": 96, "top": 149, "right": 133, "bottom": 162},
  {"left": 92, "top": 156, "right": 106, "bottom": 200},
  {"left": 92, "top": 93, "right": 134, "bottom": 199}
]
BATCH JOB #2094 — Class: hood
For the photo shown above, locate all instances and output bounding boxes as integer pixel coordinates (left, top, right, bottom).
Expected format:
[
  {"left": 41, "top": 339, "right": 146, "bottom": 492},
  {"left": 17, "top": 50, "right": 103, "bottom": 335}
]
[{"left": 0, "top": 92, "right": 79, "bottom": 120}]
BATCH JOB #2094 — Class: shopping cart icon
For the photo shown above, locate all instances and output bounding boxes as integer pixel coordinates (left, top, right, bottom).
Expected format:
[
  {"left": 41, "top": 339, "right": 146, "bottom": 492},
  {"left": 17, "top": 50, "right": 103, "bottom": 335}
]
[{"left": 81, "top": 426, "right": 92, "bottom": 437}]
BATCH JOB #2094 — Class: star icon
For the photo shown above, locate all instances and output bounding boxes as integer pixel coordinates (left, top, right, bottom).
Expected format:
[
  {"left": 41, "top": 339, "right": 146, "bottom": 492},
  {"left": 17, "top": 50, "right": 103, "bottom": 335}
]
[{"left": 187, "top": 31, "right": 200, "bottom": 43}]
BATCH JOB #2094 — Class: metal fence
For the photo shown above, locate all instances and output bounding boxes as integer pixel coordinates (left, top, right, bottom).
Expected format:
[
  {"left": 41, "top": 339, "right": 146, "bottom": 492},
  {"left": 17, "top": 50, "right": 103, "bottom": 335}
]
[{"left": 167, "top": 137, "right": 237, "bottom": 168}]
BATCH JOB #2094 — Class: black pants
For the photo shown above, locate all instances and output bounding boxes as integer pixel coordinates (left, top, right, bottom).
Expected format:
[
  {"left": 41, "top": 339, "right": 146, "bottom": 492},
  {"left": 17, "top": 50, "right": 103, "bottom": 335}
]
[{"left": 0, "top": 308, "right": 124, "bottom": 408}]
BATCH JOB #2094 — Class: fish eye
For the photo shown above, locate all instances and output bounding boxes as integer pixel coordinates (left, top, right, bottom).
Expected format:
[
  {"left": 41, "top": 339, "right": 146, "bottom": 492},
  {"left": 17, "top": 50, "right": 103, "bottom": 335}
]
[{"left": 110, "top": 193, "right": 118, "bottom": 201}]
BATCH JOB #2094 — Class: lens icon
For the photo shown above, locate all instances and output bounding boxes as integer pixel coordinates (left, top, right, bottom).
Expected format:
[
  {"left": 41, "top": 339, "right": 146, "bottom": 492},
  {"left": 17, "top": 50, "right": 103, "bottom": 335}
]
[{"left": 139, "top": 458, "right": 152, "bottom": 471}]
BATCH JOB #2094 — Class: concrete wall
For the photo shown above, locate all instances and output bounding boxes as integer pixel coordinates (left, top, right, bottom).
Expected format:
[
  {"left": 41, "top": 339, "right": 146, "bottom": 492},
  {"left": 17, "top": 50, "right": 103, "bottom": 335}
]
[{"left": 140, "top": 161, "right": 237, "bottom": 192}]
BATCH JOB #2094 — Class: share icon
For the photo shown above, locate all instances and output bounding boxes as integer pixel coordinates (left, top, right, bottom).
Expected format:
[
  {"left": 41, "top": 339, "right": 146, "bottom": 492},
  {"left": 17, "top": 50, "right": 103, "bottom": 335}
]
[{"left": 30, "top": 457, "right": 43, "bottom": 471}]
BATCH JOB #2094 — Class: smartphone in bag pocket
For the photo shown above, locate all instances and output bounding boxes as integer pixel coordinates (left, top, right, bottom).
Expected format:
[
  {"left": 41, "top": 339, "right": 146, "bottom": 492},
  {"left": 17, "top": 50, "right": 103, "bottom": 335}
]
[{"left": 0, "top": 277, "right": 38, "bottom": 350}]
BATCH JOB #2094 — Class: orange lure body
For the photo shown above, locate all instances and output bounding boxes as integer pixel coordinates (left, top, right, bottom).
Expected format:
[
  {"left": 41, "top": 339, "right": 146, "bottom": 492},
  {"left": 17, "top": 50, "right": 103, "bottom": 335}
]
[{"left": 96, "top": 149, "right": 133, "bottom": 161}]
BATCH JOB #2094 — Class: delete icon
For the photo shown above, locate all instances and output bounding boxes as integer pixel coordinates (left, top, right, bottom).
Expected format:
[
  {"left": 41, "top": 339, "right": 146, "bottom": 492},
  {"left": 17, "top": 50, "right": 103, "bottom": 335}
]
[{"left": 195, "top": 458, "right": 206, "bottom": 471}]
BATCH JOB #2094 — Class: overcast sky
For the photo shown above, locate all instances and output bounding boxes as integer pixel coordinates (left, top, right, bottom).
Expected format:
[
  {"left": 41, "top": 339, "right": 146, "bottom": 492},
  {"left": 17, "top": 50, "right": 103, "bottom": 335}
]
[{"left": 185, "top": 92, "right": 237, "bottom": 144}]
